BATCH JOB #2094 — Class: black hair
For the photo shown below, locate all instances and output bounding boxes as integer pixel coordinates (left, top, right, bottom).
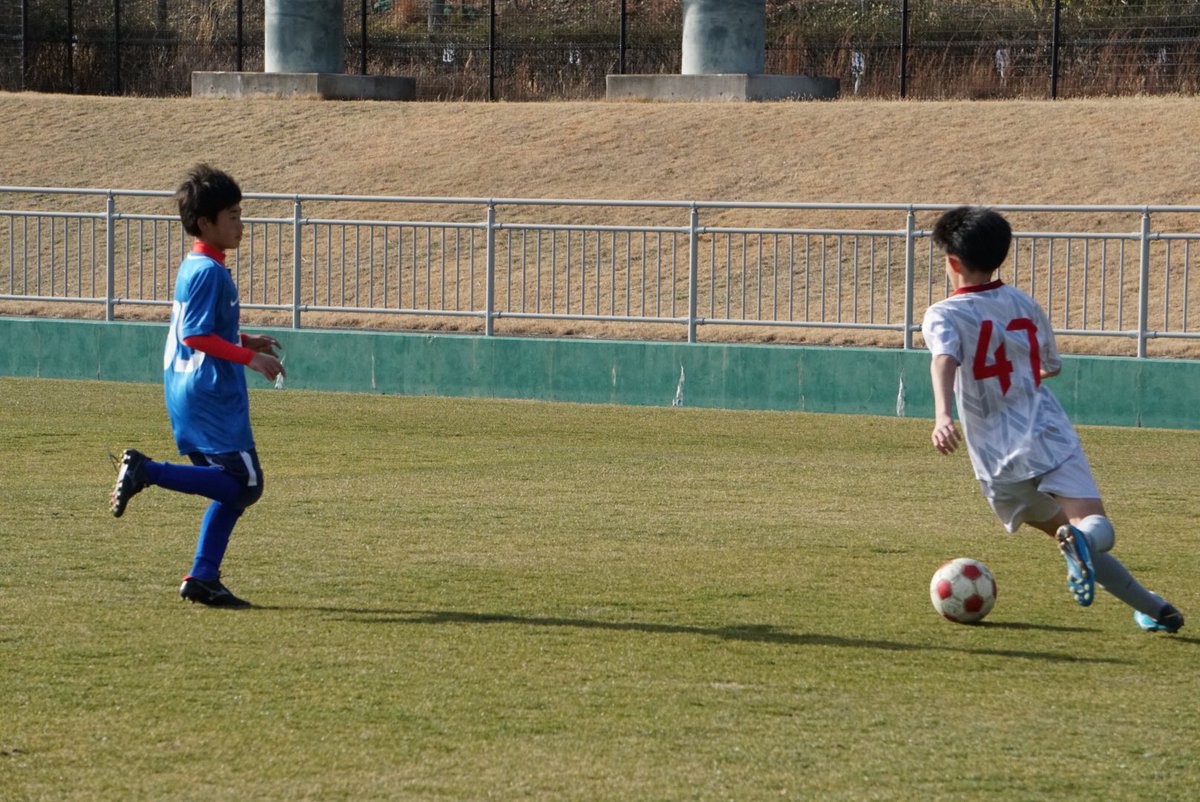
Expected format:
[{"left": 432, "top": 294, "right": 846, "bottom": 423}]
[
  {"left": 930, "top": 206, "right": 1012, "bottom": 275},
  {"left": 175, "top": 164, "right": 242, "bottom": 237}
]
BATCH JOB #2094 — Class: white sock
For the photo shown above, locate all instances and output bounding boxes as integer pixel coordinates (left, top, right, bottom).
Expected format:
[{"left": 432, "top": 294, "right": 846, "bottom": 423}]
[
  {"left": 1091, "top": 553, "right": 1164, "bottom": 617},
  {"left": 1075, "top": 514, "right": 1115, "bottom": 553},
  {"left": 1071, "top": 516, "right": 1163, "bottom": 615}
]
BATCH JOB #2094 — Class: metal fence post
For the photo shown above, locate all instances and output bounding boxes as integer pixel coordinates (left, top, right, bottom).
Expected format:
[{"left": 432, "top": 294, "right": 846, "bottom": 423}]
[
  {"left": 687, "top": 204, "right": 699, "bottom": 343},
  {"left": 112, "top": 0, "right": 121, "bottom": 94},
  {"left": 360, "top": 0, "right": 368, "bottom": 75},
  {"left": 488, "top": 0, "right": 497, "bottom": 102},
  {"left": 292, "top": 198, "right": 303, "bottom": 329},
  {"left": 619, "top": 0, "right": 627, "bottom": 75},
  {"left": 1050, "top": 0, "right": 1062, "bottom": 99},
  {"left": 236, "top": 0, "right": 244, "bottom": 71},
  {"left": 1137, "top": 209, "right": 1151, "bottom": 358},
  {"left": 485, "top": 201, "right": 496, "bottom": 336},
  {"left": 67, "top": 0, "right": 75, "bottom": 93},
  {"left": 899, "top": 0, "right": 909, "bottom": 99},
  {"left": 20, "top": 0, "right": 28, "bottom": 90},
  {"left": 903, "top": 206, "right": 915, "bottom": 349},
  {"left": 105, "top": 192, "right": 116, "bottom": 321}
]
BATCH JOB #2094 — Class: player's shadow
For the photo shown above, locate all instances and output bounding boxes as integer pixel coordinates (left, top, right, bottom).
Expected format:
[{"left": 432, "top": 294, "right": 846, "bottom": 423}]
[
  {"left": 983, "top": 620, "right": 1200, "bottom": 645},
  {"left": 979, "top": 621, "right": 1093, "bottom": 632},
  {"left": 259, "top": 605, "right": 1133, "bottom": 664}
]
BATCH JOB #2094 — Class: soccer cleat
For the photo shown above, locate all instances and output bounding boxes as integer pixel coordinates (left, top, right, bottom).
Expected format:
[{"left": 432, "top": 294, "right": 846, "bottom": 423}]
[
  {"left": 1134, "top": 602, "right": 1184, "bottom": 633},
  {"left": 1056, "top": 524, "right": 1095, "bottom": 607},
  {"left": 179, "top": 576, "right": 251, "bottom": 608},
  {"left": 110, "top": 448, "right": 150, "bottom": 518}
]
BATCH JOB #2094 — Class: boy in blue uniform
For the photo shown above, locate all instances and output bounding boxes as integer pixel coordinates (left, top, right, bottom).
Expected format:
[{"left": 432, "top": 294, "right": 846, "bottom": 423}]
[{"left": 110, "top": 165, "right": 285, "bottom": 608}]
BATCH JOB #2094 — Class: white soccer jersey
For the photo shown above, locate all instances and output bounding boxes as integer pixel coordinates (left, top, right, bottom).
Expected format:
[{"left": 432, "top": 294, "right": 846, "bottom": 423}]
[{"left": 922, "top": 280, "right": 1081, "bottom": 483}]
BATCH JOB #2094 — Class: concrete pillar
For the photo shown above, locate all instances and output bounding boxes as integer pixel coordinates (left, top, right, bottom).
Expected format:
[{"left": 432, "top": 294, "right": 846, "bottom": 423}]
[
  {"left": 681, "top": 0, "right": 765, "bottom": 75},
  {"left": 265, "top": 0, "right": 344, "bottom": 74}
]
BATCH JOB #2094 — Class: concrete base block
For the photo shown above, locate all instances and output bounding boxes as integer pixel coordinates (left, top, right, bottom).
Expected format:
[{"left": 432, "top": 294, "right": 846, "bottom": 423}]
[
  {"left": 606, "top": 73, "right": 839, "bottom": 102},
  {"left": 191, "top": 71, "right": 416, "bottom": 101}
]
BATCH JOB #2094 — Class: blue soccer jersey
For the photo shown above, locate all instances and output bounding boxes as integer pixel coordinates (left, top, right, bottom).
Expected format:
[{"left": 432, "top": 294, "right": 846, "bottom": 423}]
[{"left": 162, "top": 246, "right": 254, "bottom": 455}]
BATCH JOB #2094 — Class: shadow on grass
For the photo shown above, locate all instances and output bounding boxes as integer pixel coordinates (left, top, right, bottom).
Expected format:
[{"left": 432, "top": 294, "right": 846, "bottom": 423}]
[{"left": 255, "top": 605, "right": 1134, "bottom": 664}]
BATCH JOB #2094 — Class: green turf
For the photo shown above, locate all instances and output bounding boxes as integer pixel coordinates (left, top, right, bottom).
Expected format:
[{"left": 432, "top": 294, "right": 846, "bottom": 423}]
[{"left": 2, "top": 376, "right": 1198, "bottom": 801}]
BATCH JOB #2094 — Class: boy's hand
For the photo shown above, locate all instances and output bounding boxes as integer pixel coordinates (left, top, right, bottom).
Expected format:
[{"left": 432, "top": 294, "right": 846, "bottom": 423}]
[
  {"left": 243, "top": 333, "right": 282, "bottom": 357},
  {"left": 931, "top": 416, "right": 962, "bottom": 455},
  {"left": 248, "top": 352, "right": 285, "bottom": 383}
]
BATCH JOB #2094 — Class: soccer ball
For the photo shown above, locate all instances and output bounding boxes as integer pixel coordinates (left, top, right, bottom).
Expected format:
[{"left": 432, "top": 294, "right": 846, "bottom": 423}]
[{"left": 930, "top": 558, "right": 997, "bottom": 624}]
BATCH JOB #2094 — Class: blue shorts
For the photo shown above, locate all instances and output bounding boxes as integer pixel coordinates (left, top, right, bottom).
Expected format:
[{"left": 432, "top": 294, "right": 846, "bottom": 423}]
[{"left": 187, "top": 448, "right": 264, "bottom": 509}]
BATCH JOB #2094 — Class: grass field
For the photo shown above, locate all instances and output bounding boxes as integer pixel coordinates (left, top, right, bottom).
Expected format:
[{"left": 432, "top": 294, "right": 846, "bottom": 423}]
[{"left": 2, "top": 376, "right": 1199, "bottom": 801}]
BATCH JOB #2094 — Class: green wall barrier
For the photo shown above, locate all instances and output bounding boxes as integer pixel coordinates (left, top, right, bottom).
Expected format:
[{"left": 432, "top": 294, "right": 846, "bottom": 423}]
[{"left": 2, "top": 317, "right": 1197, "bottom": 429}]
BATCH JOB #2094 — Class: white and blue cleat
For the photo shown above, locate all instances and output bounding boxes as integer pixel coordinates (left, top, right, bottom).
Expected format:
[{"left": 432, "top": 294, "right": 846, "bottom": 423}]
[
  {"left": 1134, "top": 602, "right": 1185, "bottom": 633},
  {"left": 1056, "top": 525, "right": 1095, "bottom": 607}
]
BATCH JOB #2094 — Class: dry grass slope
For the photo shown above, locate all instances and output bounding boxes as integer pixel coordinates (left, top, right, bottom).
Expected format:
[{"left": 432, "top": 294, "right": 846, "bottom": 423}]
[{"left": 4, "top": 94, "right": 1200, "bottom": 204}]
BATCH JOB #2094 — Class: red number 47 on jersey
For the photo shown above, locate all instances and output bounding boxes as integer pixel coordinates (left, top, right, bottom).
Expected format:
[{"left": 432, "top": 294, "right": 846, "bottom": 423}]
[{"left": 972, "top": 318, "right": 1042, "bottom": 395}]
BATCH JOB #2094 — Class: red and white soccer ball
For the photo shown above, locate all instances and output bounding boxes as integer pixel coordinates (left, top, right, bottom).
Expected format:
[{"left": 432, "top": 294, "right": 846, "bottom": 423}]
[{"left": 930, "top": 558, "right": 997, "bottom": 624}]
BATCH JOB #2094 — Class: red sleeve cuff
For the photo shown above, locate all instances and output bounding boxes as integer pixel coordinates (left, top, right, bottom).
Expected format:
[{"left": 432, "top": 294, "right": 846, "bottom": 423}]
[{"left": 182, "top": 334, "right": 256, "bottom": 366}]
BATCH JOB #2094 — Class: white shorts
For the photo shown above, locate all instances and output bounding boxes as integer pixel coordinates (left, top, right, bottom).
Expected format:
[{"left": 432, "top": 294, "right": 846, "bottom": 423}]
[{"left": 978, "top": 449, "right": 1101, "bottom": 533}]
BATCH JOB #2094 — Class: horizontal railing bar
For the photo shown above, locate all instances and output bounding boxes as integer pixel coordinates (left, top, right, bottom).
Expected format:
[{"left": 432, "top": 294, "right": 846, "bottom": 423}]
[
  {"left": 1054, "top": 328, "right": 1138, "bottom": 338},
  {"left": 110, "top": 213, "right": 182, "bottom": 223},
  {"left": 699, "top": 318, "right": 907, "bottom": 331},
  {"left": 704, "top": 226, "right": 905, "bottom": 237},
  {"left": 303, "top": 218, "right": 486, "bottom": 229},
  {"left": 1014, "top": 230, "right": 1143, "bottom": 241},
  {"left": 1145, "top": 330, "right": 1200, "bottom": 339},
  {"left": 0, "top": 294, "right": 105, "bottom": 303},
  {"left": 0, "top": 210, "right": 106, "bottom": 220},
  {"left": 108, "top": 298, "right": 172, "bottom": 308},
  {"left": 248, "top": 193, "right": 490, "bottom": 205},
  {"left": 494, "top": 311, "right": 683, "bottom": 324},
  {"left": 297, "top": 305, "right": 482, "bottom": 318},
  {"left": 495, "top": 223, "right": 686, "bottom": 234}
]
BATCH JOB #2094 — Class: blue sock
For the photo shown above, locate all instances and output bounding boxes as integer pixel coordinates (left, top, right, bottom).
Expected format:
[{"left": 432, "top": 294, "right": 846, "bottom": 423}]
[
  {"left": 145, "top": 460, "right": 241, "bottom": 506},
  {"left": 189, "top": 501, "right": 243, "bottom": 581}
]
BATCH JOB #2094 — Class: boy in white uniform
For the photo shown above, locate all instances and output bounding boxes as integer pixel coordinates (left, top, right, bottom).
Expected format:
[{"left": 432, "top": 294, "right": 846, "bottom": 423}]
[{"left": 921, "top": 206, "right": 1183, "bottom": 633}]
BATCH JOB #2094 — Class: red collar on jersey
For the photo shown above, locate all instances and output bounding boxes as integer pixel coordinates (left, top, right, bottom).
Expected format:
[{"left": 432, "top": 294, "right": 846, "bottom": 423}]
[
  {"left": 952, "top": 279, "right": 1004, "bottom": 296},
  {"left": 191, "top": 240, "right": 227, "bottom": 266}
]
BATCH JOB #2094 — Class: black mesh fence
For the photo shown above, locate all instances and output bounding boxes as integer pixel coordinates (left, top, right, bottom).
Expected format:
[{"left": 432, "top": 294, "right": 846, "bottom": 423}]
[
  {"left": 3, "top": 0, "right": 1200, "bottom": 99},
  {"left": 357, "top": 0, "right": 680, "bottom": 100},
  {"left": 0, "top": 0, "right": 19, "bottom": 89}
]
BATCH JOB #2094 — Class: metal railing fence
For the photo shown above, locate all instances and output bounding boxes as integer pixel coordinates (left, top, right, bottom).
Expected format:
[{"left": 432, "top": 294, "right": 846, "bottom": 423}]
[{"left": 3, "top": 186, "right": 1200, "bottom": 358}]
